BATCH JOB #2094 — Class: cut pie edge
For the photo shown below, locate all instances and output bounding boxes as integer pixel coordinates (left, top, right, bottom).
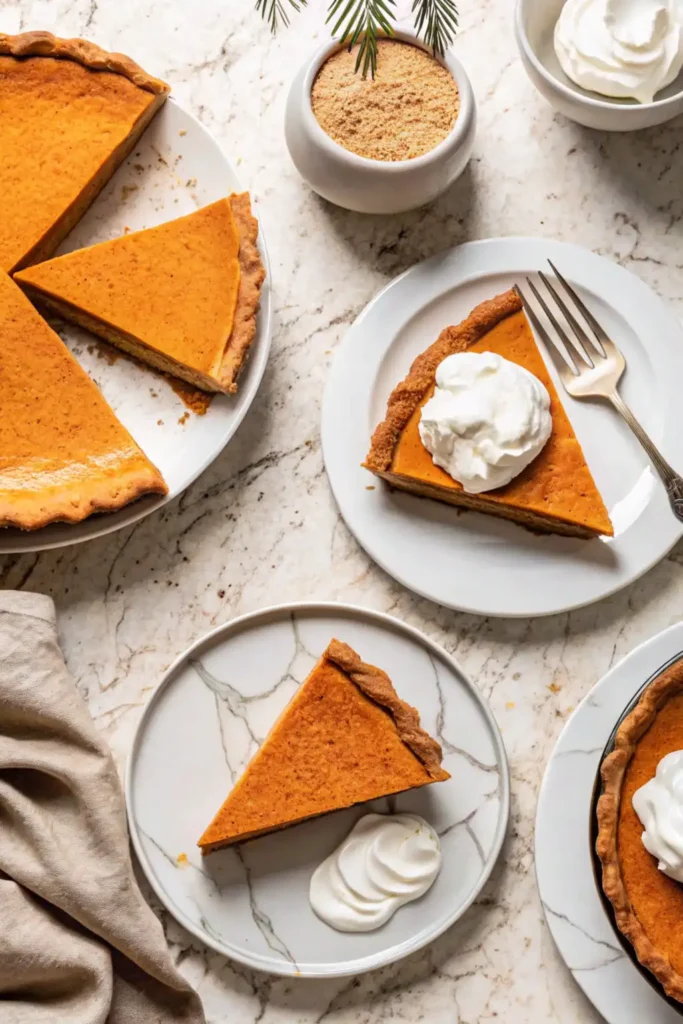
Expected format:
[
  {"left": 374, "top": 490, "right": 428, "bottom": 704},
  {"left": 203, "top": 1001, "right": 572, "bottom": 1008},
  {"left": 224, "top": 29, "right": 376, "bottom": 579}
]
[
  {"left": 363, "top": 288, "right": 613, "bottom": 539},
  {"left": 15, "top": 193, "right": 266, "bottom": 394},
  {"left": 596, "top": 658, "right": 683, "bottom": 1003},
  {"left": 198, "top": 637, "right": 450, "bottom": 853},
  {"left": 1, "top": 32, "right": 170, "bottom": 272}
]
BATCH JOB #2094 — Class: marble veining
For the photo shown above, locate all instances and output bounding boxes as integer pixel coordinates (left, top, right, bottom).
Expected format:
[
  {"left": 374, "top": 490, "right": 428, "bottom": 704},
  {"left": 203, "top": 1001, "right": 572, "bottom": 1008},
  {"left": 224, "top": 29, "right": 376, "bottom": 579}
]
[
  {"left": 3, "top": 0, "right": 683, "bottom": 1018},
  {"left": 129, "top": 608, "right": 506, "bottom": 979}
]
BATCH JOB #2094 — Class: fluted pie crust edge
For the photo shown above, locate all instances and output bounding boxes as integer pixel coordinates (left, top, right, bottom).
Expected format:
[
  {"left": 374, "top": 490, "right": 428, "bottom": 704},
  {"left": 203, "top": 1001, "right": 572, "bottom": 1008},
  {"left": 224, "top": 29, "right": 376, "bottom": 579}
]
[{"left": 596, "top": 658, "right": 683, "bottom": 1003}]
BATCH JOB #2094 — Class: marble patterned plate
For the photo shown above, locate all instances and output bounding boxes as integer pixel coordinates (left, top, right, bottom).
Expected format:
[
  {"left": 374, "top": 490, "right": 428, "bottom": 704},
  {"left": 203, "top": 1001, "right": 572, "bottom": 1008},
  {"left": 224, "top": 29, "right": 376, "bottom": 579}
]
[
  {"left": 321, "top": 237, "right": 683, "bottom": 616},
  {"left": 1, "top": 97, "right": 272, "bottom": 554},
  {"left": 535, "top": 621, "right": 683, "bottom": 1023},
  {"left": 126, "top": 602, "right": 510, "bottom": 977}
]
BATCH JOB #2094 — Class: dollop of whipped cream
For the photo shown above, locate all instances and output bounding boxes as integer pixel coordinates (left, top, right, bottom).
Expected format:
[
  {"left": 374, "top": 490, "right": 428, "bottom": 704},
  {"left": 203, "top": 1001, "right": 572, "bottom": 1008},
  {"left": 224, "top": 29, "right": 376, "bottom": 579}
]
[
  {"left": 555, "top": 0, "right": 683, "bottom": 104},
  {"left": 418, "top": 351, "right": 552, "bottom": 495},
  {"left": 309, "top": 813, "right": 441, "bottom": 932},
  {"left": 632, "top": 750, "right": 683, "bottom": 881}
]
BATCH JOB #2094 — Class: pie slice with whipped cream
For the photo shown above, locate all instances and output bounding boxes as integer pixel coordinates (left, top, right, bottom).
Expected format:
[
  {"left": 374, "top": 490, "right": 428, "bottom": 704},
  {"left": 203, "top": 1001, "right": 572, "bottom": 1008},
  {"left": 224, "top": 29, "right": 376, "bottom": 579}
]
[
  {"left": 15, "top": 194, "right": 265, "bottom": 393},
  {"left": 0, "top": 271, "right": 166, "bottom": 530},
  {"left": 364, "top": 289, "right": 613, "bottom": 539},
  {"left": 198, "top": 638, "right": 450, "bottom": 853}
]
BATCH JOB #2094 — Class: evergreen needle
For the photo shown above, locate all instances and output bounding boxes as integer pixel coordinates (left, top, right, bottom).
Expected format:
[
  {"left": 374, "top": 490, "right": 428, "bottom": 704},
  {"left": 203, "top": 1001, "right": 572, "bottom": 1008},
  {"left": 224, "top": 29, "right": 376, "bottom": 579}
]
[{"left": 254, "top": 0, "right": 458, "bottom": 74}]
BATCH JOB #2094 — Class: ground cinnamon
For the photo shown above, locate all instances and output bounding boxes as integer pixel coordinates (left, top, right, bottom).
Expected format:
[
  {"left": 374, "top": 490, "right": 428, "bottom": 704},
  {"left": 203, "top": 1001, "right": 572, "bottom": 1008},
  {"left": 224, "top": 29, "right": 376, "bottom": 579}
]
[{"left": 311, "top": 39, "right": 460, "bottom": 162}]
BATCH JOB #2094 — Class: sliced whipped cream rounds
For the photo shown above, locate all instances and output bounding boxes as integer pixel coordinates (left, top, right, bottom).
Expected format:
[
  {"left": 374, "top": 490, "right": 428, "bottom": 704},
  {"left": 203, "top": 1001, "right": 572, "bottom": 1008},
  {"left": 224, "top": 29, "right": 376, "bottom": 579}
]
[
  {"left": 418, "top": 351, "right": 553, "bottom": 494},
  {"left": 633, "top": 750, "right": 683, "bottom": 881},
  {"left": 555, "top": 0, "right": 683, "bottom": 104},
  {"left": 309, "top": 813, "right": 442, "bottom": 932}
]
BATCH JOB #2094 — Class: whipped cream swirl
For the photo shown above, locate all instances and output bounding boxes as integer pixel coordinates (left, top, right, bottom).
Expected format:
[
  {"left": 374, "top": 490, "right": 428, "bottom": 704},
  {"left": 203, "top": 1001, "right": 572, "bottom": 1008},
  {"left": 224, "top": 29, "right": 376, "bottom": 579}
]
[
  {"left": 418, "top": 351, "right": 552, "bottom": 494},
  {"left": 632, "top": 749, "right": 683, "bottom": 881},
  {"left": 309, "top": 813, "right": 441, "bottom": 932},
  {"left": 555, "top": 0, "right": 683, "bottom": 104}
]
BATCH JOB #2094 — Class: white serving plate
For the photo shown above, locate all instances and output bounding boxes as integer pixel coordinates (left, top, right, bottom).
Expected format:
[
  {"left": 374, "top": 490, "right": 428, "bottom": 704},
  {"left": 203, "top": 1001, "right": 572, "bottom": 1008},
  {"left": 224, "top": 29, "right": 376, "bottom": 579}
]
[
  {"left": 322, "top": 237, "right": 683, "bottom": 617},
  {"left": 2, "top": 97, "right": 272, "bottom": 553},
  {"left": 126, "top": 602, "right": 510, "bottom": 977},
  {"left": 535, "top": 622, "right": 683, "bottom": 1023}
]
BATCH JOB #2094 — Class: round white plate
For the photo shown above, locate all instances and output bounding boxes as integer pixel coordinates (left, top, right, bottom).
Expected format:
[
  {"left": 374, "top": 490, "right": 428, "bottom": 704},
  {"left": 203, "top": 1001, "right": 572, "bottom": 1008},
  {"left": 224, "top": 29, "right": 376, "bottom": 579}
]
[
  {"left": 321, "top": 237, "right": 683, "bottom": 617},
  {"left": 2, "top": 98, "right": 272, "bottom": 554},
  {"left": 126, "top": 602, "right": 509, "bottom": 977},
  {"left": 535, "top": 622, "right": 683, "bottom": 1023}
]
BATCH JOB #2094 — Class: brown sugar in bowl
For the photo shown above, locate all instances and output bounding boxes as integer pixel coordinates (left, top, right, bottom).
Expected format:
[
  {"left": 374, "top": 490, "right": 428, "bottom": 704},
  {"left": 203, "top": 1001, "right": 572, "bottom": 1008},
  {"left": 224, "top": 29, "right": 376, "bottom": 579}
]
[{"left": 285, "top": 30, "right": 476, "bottom": 214}]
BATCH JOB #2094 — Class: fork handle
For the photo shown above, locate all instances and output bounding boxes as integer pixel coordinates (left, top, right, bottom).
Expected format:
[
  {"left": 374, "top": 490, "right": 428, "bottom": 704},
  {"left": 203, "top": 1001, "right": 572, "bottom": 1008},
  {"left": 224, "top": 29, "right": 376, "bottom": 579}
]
[{"left": 609, "top": 390, "right": 683, "bottom": 524}]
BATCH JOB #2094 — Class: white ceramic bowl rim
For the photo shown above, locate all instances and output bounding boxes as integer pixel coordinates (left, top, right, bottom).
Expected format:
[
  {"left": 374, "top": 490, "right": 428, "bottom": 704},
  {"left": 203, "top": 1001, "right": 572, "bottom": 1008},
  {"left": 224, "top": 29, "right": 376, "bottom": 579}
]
[
  {"left": 514, "top": 0, "right": 683, "bottom": 113},
  {"left": 301, "top": 29, "right": 475, "bottom": 171}
]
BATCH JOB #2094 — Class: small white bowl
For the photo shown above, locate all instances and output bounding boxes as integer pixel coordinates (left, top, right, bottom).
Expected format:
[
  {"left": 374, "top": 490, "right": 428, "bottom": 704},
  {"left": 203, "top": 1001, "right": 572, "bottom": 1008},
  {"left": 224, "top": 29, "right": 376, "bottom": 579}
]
[
  {"left": 515, "top": 0, "right": 683, "bottom": 131},
  {"left": 284, "top": 30, "right": 476, "bottom": 214}
]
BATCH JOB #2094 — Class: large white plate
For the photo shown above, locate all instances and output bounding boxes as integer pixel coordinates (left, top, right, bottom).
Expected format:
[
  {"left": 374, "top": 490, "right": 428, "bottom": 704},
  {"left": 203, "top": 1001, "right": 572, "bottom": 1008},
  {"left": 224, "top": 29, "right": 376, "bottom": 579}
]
[
  {"left": 535, "top": 622, "right": 683, "bottom": 1023},
  {"left": 126, "top": 602, "right": 509, "bottom": 977},
  {"left": 2, "top": 98, "right": 272, "bottom": 553},
  {"left": 321, "top": 238, "right": 683, "bottom": 617}
]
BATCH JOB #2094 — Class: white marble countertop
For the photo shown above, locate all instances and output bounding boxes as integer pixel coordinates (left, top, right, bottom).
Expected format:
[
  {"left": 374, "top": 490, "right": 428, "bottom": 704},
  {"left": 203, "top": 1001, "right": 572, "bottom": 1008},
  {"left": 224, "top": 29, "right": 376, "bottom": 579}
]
[{"left": 3, "top": 0, "right": 683, "bottom": 1020}]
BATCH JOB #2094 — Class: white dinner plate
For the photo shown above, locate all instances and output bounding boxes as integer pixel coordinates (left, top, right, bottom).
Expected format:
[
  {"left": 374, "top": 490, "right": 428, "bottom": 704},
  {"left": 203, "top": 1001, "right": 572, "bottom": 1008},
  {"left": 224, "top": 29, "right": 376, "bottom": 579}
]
[
  {"left": 535, "top": 622, "right": 683, "bottom": 1023},
  {"left": 126, "top": 602, "right": 509, "bottom": 977},
  {"left": 321, "top": 238, "right": 683, "bottom": 617},
  {"left": 2, "top": 97, "right": 272, "bottom": 553}
]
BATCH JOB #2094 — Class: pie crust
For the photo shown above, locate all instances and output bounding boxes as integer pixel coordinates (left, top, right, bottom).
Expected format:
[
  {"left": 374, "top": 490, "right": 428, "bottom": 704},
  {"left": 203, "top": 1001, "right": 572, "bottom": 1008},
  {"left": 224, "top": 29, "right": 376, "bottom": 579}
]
[
  {"left": 596, "top": 658, "right": 683, "bottom": 1002},
  {"left": 0, "top": 31, "right": 169, "bottom": 272},
  {"left": 0, "top": 272, "right": 167, "bottom": 531},
  {"left": 198, "top": 638, "right": 449, "bottom": 852},
  {"left": 15, "top": 194, "right": 265, "bottom": 394},
  {"left": 364, "top": 289, "right": 613, "bottom": 538}
]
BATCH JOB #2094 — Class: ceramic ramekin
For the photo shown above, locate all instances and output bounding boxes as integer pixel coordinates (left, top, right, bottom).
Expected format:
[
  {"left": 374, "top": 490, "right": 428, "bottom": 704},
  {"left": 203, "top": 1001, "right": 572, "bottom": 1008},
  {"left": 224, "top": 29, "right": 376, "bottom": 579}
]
[
  {"left": 515, "top": 0, "right": 683, "bottom": 131},
  {"left": 284, "top": 30, "right": 476, "bottom": 214}
]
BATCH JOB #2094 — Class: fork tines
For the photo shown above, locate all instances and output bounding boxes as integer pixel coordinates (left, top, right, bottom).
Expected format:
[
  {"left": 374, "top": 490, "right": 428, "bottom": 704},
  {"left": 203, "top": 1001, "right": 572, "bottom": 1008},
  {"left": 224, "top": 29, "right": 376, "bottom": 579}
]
[{"left": 515, "top": 262, "right": 611, "bottom": 377}]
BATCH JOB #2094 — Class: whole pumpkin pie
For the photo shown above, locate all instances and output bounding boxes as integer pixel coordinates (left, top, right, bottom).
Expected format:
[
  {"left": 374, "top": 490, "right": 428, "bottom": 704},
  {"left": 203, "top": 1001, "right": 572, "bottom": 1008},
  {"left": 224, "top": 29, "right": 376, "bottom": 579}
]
[
  {"left": 0, "top": 272, "right": 167, "bottom": 530},
  {"left": 0, "top": 31, "right": 169, "bottom": 273},
  {"left": 15, "top": 194, "right": 265, "bottom": 393},
  {"left": 364, "top": 289, "right": 613, "bottom": 539},
  {"left": 596, "top": 658, "right": 683, "bottom": 1002},
  {"left": 198, "top": 638, "right": 450, "bottom": 853}
]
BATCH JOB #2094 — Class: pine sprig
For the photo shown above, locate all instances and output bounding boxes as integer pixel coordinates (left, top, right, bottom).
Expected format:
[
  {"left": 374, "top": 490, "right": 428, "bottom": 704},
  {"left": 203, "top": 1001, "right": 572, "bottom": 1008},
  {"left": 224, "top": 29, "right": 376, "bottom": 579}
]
[
  {"left": 412, "top": 0, "right": 458, "bottom": 56},
  {"left": 255, "top": 0, "right": 307, "bottom": 34},
  {"left": 327, "top": 0, "right": 396, "bottom": 78},
  {"left": 254, "top": 0, "right": 458, "bottom": 76}
]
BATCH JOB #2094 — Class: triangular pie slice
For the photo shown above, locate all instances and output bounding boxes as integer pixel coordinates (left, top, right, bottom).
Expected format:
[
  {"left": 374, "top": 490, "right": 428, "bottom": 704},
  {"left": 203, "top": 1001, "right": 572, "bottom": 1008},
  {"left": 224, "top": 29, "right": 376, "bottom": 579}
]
[
  {"left": 198, "top": 638, "right": 450, "bottom": 853},
  {"left": 364, "top": 289, "right": 613, "bottom": 539},
  {"left": 15, "top": 194, "right": 265, "bottom": 394},
  {"left": 0, "top": 31, "right": 169, "bottom": 273},
  {"left": 0, "top": 272, "right": 167, "bottom": 530}
]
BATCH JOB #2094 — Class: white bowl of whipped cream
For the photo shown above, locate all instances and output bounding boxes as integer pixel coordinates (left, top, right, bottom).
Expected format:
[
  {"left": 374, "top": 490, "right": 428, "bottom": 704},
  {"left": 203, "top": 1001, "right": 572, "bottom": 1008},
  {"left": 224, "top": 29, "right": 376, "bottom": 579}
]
[{"left": 515, "top": 0, "right": 683, "bottom": 130}]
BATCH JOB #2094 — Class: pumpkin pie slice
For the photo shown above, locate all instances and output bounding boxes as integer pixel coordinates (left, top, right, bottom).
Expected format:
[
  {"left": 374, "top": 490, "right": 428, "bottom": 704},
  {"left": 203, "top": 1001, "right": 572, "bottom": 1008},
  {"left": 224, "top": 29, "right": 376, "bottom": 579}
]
[
  {"left": 364, "top": 289, "right": 613, "bottom": 539},
  {"left": 0, "top": 31, "right": 169, "bottom": 273},
  {"left": 596, "top": 658, "right": 683, "bottom": 1003},
  {"left": 0, "top": 272, "right": 166, "bottom": 531},
  {"left": 198, "top": 638, "right": 450, "bottom": 853},
  {"left": 15, "top": 194, "right": 265, "bottom": 393}
]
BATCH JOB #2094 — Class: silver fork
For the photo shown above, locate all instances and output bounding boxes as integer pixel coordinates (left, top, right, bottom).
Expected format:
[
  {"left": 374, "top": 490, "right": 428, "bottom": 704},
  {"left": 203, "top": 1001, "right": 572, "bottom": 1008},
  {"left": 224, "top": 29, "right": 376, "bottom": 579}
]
[{"left": 514, "top": 262, "right": 683, "bottom": 524}]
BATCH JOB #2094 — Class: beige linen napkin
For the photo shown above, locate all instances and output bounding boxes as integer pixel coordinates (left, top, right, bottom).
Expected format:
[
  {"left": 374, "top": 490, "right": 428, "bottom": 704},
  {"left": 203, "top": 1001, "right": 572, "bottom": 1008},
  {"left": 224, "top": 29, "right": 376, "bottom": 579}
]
[{"left": 0, "top": 590, "right": 205, "bottom": 1024}]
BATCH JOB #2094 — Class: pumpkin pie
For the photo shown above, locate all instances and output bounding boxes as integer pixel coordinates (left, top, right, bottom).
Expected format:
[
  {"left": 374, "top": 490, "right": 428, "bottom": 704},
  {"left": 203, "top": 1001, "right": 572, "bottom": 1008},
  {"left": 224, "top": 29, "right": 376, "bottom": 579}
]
[
  {"left": 364, "top": 289, "right": 613, "bottom": 539},
  {"left": 198, "top": 638, "right": 450, "bottom": 853},
  {"left": 596, "top": 659, "right": 683, "bottom": 1003},
  {"left": 0, "top": 272, "right": 167, "bottom": 530},
  {"left": 15, "top": 194, "right": 265, "bottom": 393},
  {"left": 0, "top": 31, "right": 169, "bottom": 273}
]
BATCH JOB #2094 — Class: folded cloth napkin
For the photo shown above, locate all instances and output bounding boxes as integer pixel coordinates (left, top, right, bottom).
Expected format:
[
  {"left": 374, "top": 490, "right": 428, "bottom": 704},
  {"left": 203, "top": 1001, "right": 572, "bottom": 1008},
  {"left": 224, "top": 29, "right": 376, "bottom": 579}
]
[{"left": 0, "top": 591, "right": 205, "bottom": 1024}]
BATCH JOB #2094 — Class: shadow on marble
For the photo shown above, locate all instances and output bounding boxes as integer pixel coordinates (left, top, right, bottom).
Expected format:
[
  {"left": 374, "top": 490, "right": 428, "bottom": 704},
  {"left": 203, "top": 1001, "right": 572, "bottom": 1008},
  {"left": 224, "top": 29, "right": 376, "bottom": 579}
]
[
  {"left": 557, "top": 112, "right": 683, "bottom": 236},
  {"left": 313, "top": 165, "right": 476, "bottom": 278}
]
